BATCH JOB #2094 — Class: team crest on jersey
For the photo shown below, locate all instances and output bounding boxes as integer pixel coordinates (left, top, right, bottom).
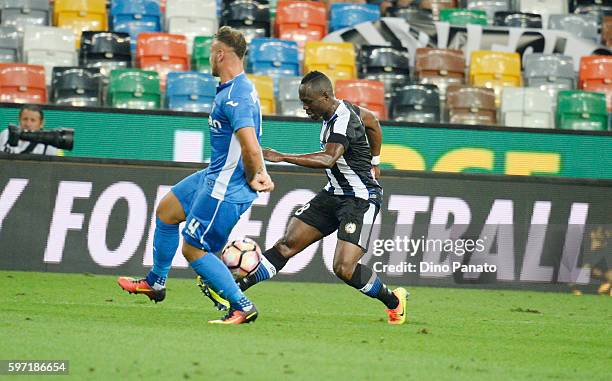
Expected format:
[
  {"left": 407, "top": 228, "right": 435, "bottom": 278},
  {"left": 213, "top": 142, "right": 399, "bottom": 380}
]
[{"left": 344, "top": 222, "right": 357, "bottom": 234}]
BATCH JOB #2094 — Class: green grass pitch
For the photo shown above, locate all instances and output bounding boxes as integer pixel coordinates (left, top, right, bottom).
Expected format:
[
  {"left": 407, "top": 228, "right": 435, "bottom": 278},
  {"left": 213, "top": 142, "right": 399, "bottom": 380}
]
[{"left": 0, "top": 271, "right": 610, "bottom": 380}]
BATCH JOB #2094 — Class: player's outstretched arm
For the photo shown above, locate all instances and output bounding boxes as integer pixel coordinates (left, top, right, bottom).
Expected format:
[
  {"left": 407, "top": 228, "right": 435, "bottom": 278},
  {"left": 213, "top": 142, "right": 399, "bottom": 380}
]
[
  {"left": 359, "top": 106, "right": 382, "bottom": 180},
  {"left": 235, "top": 127, "right": 274, "bottom": 192},
  {"left": 263, "top": 142, "right": 344, "bottom": 169}
]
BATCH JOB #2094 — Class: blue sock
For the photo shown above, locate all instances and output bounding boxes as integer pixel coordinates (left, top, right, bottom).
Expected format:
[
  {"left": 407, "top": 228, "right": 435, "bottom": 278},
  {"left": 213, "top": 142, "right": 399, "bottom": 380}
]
[
  {"left": 146, "top": 218, "right": 179, "bottom": 289},
  {"left": 190, "top": 254, "right": 252, "bottom": 311}
]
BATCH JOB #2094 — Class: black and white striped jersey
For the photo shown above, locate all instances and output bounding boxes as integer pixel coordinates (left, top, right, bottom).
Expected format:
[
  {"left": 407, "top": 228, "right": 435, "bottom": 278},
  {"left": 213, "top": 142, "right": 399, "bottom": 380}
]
[{"left": 320, "top": 100, "right": 382, "bottom": 203}]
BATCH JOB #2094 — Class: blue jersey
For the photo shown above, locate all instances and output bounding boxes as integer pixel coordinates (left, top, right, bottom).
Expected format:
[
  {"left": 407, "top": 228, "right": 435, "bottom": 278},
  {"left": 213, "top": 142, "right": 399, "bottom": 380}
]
[{"left": 204, "top": 73, "right": 262, "bottom": 204}]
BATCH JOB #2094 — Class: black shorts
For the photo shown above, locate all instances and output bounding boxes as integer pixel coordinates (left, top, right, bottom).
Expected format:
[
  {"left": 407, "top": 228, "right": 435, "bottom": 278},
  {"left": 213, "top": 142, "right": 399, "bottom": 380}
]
[{"left": 293, "top": 190, "right": 380, "bottom": 252}]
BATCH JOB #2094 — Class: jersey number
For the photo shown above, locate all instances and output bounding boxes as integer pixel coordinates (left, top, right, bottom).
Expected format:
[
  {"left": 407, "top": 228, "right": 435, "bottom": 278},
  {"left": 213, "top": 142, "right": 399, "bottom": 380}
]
[{"left": 187, "top": 219, "right": 200, "bottom": 236}]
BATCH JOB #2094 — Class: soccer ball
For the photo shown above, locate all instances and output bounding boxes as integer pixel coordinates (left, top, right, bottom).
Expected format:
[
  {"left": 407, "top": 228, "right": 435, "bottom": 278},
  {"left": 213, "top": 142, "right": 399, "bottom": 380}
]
[{"left": 221, "top": 238, "right": 262, "bottom": 280}]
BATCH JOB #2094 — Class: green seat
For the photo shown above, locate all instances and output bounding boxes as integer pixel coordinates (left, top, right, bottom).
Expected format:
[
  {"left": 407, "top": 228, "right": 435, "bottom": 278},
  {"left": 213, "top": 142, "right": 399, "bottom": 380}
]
[
  {"left": 107, "top": 69, "right": 161, "bottom": 110},
  {"left": 192, "top": 36, "right": 213, "bottom": 73},
  {"left": 556, "top": 90, "right": 608, "bottom": 131},
  {"left": 439, "top": 9, "right": 488, "bottom": 26}
]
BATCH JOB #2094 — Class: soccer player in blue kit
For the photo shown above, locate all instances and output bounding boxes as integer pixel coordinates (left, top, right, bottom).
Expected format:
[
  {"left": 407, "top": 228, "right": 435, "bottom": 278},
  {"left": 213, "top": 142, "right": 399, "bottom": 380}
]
[{"left": 117, "top": 26, "right": 274, "bottom": 324}]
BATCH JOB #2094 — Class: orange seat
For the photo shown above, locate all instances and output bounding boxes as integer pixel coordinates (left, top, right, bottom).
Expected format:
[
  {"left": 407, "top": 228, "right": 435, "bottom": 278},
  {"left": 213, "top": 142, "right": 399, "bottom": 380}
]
[
  {"left": 0, "top": 63, "right": 47, "bottom": 103},
  {"left": 335, "top": 79, "right": 387, "bottom": 120},
  {"left": 137, "top": 33, "right": 189, "bottom": 89},
  {"left": 275, "top": 1, "right": 327, "bottom": 52},
  {"left": 579, "top": 56, "right": 612, "bottom": 88},
  {"left": 579, "top": 55, "right": 612, "bottom": 111}
]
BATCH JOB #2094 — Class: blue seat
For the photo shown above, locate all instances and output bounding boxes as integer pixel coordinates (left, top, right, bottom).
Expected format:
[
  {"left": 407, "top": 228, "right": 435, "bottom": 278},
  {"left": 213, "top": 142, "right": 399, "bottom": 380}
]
[
  {"left": 329, "top": 3, "right": 380, "bottom": 32},
  {"left": 248, "top": 38, "right": 299, "bottom": 79},
  {"left": 110, "top": 0, "right": 161, "bottom": 51},
  {"left": 166, "top": 71, "right": 217, "bottom": 112}
]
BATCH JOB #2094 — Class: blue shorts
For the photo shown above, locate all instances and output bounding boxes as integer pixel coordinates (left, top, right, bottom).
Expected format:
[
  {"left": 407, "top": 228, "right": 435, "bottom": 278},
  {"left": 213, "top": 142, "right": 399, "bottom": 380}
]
[{"left": 172, "top": 170, "right": 252, "bottom": 253}]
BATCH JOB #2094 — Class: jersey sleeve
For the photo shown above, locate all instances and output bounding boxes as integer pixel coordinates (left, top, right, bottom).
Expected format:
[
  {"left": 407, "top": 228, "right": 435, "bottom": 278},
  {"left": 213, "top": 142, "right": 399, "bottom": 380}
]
[
  {"left": 225, "top": 96, "right": 256, "bottom": 132},
  {"left": 327, "top": 110, "right": 350, "bottom": 151}
]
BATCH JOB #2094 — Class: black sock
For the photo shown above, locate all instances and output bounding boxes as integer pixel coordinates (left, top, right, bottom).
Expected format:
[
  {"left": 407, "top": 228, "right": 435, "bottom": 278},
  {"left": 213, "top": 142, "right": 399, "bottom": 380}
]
[
  {"left": 238, "top": 246, "right": 289, "bottom": 291},
  {"left": 343, "top": 264, "right": 399, "bottom": 309}
]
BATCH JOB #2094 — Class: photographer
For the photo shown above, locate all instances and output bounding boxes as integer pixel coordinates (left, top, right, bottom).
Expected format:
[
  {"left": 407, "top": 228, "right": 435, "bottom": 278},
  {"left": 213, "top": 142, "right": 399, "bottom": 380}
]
[{"left": 0, "top": 104, "right": 58, "bottom": 155}]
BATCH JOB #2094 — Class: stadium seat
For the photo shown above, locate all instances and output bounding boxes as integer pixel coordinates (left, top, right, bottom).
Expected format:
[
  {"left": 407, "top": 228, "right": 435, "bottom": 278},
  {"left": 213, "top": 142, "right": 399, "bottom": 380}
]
[
  {"left": 0, "top": 0, "right": 49, "bottom": 33},
  {"left": 493, "top": 11, "right": 542, "bottom": 27},
  {"left": 23, "top": 26, "right": 77, "bottom": 85},
  {"left": 447, "top": 86, "right": 496, "bottom": 125},
  {"left": 136, "top": 33, "right": 189, "bottom": 89},
  {"left": 247, "top": 74, "right": 275, "bottom": 115},
  {"left": 390, "top": 84, "right": 440, "bottom": 123},
  {"left": 415, "top": 48, "right": 465, "bottom": 99},
  {"left": 53, "top": 0, "right": 107, "bottom": 47},
  {"left": 466, "top": 0, "right": 509, "bottom": 20},
  {"left": 80, "top": 31, "right": 132, "bottom": 77},
  {"left": 548, "top": 14, "right": 598, "bottom": 42},
  {"left": 192, "top": 36, "right": 213, "bottom": 74},
  {"left": 501, "top": 88, "right": 553, "bottom": 128},
  {"left": 0, "top": 26, "right": 19, "bottom": 62},
  {"left": 247, "top": 38, "right": 300, "bottom": 80},
  {"left": 556, "top": 90, "right": 608, "bottom": 131},
  {"left": 390, "top": 7, "right": 434, "bottom": 24},
  {"left": 359, "top": 45, "right": 410, "bottom": 99},
  {"left": 165, "top": 71, "right": 216, "bottom": 112},
  {"left": 439, "top": 8, "right": 489, "bottom": 25},
  {"left": 523, "top": 54, "right": 575, "bottom": 102},
  {"left": 329, "top": 3, "right": 380, "bottom": 32},
  {"left": 520, "top": 0, "right": 567, "bottom": 26},
  {"left": 579, "top": 55, "right": 612, "bottom": 111},
  {"left": 110, "top": 0, "right": 162, "bottom": 51},
  {"left": 420, "top": 0, "right": 458, "bottom": 21},
  {"left": 165, "top": 0, "right": 217, "bottom": 52},
  {"left": 0, "top": 63, "right": 47, "bottom": 103},
  {"left": 107, "top": 68, "right": 161, "bottom": 109},
  {"left": 604, "top": 16, "right": 612, "bottom": 47},
  {"left": 220, "top": 0, "right": 270, "bottom": 43},
  {"left": 335, "top": 79, "right": 387, "bottom": 120},
  {"left": 304, "top": 41, "right": 356, "bottom": 85},
  {"left": 51, "top": 66, "right": 102, "bottom": 107},
  {"left": 277, "top": 76, "right": 306, "bottom": 117},
  {"left": 275, "top": 1, "right": 327, "bottom": 53},
  {"left": 469, "top": 50, "right": 521, "bottom": 106},
  {"left": 573, "top": 0, "right": 612, "bottom": 23}
]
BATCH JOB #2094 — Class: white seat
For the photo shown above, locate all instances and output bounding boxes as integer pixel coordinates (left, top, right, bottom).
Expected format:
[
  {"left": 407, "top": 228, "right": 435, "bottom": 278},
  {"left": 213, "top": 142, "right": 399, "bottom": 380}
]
[
  {"left": 502, "top": 87, "right": 553, "bottom": 128},
  {"left": 165, "top": 0, "right": 217, "bottom": 52},
  {"left": 548, "top": 14, "right": 599, "bottom": 41},
  {"left": 278, "top": 100, "right": 307, "bottom": 117},
  {"left": 467, "top": 0, "right": 509, "bottom": 20},
  {"left": 277, "top": 76, "right": 301, "bottom": 101},
  {"left": 23, "top": 25, "right": 77, "bottom": 85},
  {"left": 519, "top": 0, "right": 568, "bottom": 26}
]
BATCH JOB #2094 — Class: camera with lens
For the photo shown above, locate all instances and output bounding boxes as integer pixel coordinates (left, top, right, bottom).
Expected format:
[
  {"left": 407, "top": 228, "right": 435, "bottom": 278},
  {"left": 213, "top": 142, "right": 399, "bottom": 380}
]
[{"left": 7, "top": 124, "right": 74, "bottom": 151}]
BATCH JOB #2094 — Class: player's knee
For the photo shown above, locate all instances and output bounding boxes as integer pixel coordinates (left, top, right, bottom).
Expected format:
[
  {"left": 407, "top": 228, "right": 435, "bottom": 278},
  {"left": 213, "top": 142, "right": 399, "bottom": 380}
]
[
  {"left": 275, "top": 236, "right": 299, "bottom": 258},
  {"left": 333, "top": 258, "right": 356, "bottom": 282},
  {"left": 156, "top": 194, "right": 184, "bottom": 225}
]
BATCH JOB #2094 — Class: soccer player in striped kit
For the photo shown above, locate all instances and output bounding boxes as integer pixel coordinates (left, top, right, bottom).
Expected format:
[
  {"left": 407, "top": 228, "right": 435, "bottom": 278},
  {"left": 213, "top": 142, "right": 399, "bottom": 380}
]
[{"left": 204, "top": 71, "right": 408, "bottom": 324}]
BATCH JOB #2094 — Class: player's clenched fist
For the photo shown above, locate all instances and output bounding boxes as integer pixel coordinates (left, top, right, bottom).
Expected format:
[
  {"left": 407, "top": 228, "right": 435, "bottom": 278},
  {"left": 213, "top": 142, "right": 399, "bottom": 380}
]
[{"left": 250, "top": 171, "right": 275, "bottom": 192}]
